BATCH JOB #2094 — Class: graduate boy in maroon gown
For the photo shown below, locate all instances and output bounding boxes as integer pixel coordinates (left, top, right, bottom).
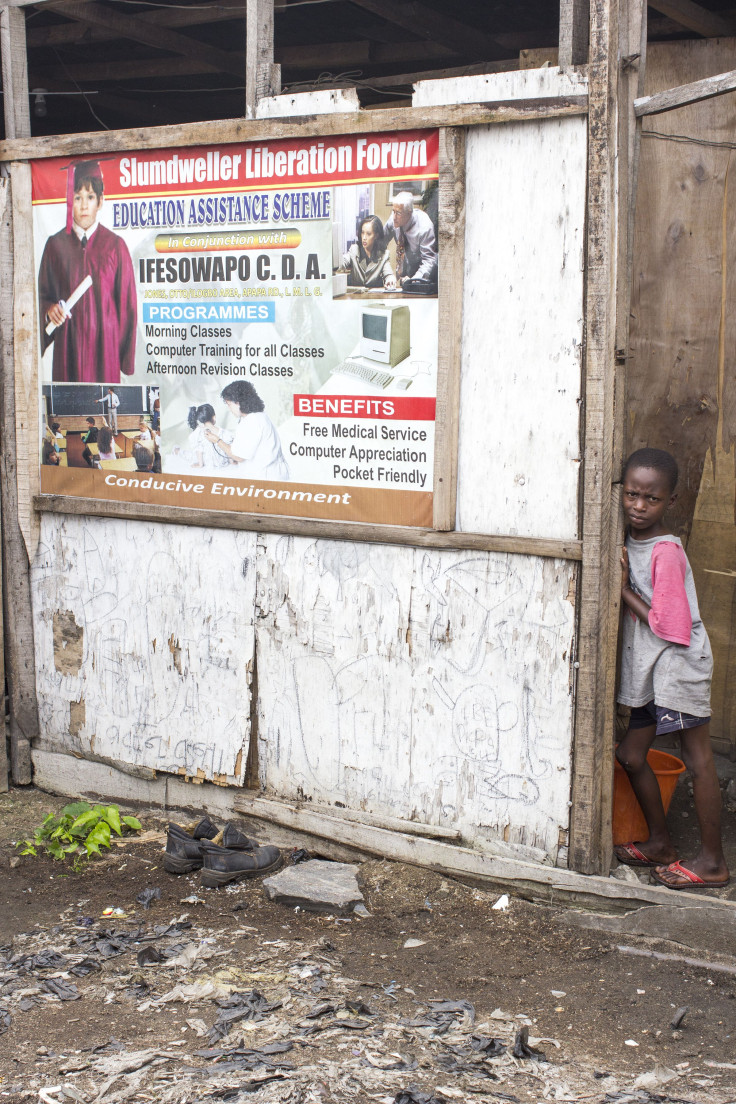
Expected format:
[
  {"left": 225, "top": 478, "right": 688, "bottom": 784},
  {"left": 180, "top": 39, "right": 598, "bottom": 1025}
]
[{"left": 38, "top": 159, "right": 137, "bottom": 384}]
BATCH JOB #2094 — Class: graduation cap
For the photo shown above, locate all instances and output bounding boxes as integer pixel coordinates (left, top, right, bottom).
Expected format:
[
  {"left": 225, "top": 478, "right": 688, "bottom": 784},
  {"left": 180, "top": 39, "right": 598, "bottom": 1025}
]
[{"left": 59, "top": 157, "right": 113, "bottom": 233}]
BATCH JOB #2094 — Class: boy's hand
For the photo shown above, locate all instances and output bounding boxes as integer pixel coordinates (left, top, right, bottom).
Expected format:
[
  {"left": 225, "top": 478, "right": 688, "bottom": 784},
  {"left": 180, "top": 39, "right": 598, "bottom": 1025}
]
[{"left": 621, "top": 544, "right": 630, "bottom": 591}]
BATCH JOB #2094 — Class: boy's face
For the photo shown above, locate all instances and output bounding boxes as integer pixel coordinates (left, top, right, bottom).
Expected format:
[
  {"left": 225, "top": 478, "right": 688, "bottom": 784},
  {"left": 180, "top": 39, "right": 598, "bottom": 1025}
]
[
  {"left": 73, "top": 183, "right": 102, "bottom": 230},
  {"left": 622, "top": 465, "right": 676, "bottom": 539}
]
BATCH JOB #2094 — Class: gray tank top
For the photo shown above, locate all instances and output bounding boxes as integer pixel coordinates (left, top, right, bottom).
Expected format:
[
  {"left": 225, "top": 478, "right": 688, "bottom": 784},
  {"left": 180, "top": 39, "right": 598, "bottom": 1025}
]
[{"left": 618, "top": 534, "right": 712, "bottom": 716}]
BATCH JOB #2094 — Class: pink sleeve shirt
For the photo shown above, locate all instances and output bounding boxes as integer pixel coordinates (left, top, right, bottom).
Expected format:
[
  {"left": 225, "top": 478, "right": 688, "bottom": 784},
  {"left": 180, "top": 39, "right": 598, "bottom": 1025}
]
[{"left": 648, "top": 541, "right": 692, "bottom": 646}]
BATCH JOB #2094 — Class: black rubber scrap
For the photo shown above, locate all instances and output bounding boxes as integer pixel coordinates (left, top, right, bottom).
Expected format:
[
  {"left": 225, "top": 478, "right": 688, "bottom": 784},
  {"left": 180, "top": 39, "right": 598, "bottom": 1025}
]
[
  {"left": 0, "top": 1008, "right": 10, "bottom": 1035},
  {"left": 136, "top": 887, "right": 161, "bottom": 910},
  {"left": 208, "top": 990, "right": 283, "bottom": 1043},
  {"left": 470, "top": 1034, "right": 506, "bottom": 1057},
  {"left": 393, "top": 1088, "right": 446, "bottom": 1104},
  {"left": 42, "top": 978, "right": 80, "bottom": 1001},
  {"left": 428, "top": 998, "right": 476, "bottom": 1024},
  {"left": 512, "top": 1025, "right": 546, "bottom": 1061},
  {"left": 69, "top": 957, "right": 101, "bottom": 977},
  {"left": 136, "top": 945, "right": 166, "bottom": 967}
]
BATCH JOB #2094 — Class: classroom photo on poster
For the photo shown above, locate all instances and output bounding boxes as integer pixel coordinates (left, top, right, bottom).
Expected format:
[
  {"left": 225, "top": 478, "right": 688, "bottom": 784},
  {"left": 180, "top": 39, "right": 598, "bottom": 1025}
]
[{"left": 32, "top": 131, "right": 439, "bottom": 527}]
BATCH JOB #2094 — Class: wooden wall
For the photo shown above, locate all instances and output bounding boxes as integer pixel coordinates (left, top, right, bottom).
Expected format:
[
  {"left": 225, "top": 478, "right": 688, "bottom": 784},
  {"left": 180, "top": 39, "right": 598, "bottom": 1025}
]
[
  {"left": 629, "top": 39, "right": 736, "bottom": 755},
  {"left": 29, "top": 70, "right": 588, "bottom": 865}
]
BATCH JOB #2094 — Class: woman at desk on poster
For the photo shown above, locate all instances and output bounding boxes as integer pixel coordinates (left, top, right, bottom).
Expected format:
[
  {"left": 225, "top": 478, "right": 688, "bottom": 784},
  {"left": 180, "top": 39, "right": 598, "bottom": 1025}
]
[
  {"left": 205, "top": 380, "right": 290, "bottom": 481},
  {"left": 338, "top": 215, "right": 396, "bottom": 290}
]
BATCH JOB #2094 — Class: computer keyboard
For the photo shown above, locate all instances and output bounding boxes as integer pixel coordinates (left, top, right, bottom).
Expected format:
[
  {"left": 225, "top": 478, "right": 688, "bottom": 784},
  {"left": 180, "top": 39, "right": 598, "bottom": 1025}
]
[{"left": 330, "top": 359, "right": 394, "bottom": 389}]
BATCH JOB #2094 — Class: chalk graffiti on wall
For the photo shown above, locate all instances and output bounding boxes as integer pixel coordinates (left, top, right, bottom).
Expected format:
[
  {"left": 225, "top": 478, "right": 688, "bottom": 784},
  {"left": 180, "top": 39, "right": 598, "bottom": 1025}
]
[
  {"left": 255, "top": 537, "right": 576, "bottom": 859},
  {"left": 32, "top": 517, "right": 576, "bottom": 861},
  {"left": 32, "top": 516, "right": 256, "bottom": 781}
]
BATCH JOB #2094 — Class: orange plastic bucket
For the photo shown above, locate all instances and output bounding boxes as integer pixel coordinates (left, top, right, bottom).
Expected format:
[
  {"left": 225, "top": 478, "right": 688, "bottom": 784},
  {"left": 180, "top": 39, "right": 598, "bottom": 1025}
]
[{"left": 612, "top": 748, "right": 686, "bottom": 845}]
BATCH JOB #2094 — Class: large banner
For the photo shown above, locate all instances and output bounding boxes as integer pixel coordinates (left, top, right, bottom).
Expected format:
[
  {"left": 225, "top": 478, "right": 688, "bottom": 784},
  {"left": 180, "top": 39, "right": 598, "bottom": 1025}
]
[{"left": 33, "top": 130, "right": 440, "bottom": 527}]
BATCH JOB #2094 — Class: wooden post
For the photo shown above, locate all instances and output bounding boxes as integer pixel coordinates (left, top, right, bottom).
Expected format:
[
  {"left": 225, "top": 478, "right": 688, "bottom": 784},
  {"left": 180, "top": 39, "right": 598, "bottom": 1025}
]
[
  {"left": 559, "top": 0, "right": 590, "bottom": 67},
  {"left": 433, "top": 127, "right": 466, "bottom": 531},
  {"left": 614, "top": 0, "right": 647, "bottom": 473},
  {"left": 0, "top": 5, "right": 37, "bottom": 786},
  {"left": 569, "top": 0, "right": 619, "bottom": 875},
  {"left": 245, "top": 0, "right": 281, "bottom": 119}
]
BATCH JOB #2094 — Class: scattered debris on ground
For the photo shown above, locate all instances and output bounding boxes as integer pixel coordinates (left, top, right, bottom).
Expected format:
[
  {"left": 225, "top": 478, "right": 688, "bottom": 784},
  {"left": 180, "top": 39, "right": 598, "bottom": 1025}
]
[{"left": 1, "top": 788, "right": 735, "bottom": 1104}]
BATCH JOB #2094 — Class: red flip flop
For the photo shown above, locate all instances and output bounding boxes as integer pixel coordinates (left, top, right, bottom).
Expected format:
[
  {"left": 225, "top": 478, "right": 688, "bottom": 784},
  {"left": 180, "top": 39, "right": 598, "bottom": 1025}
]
[
  {"left": 651, "top": 860, "right": 731, "bottom": 891},
  {"left": 614, "top": 842, "right": 662, "bottom": 868}
]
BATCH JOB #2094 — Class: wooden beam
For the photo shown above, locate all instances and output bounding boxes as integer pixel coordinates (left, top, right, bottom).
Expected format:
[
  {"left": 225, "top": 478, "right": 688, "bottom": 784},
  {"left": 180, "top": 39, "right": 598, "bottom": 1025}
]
[
  {"left": 647, "top": 0, "right": 736, "bottom": 37},
  {"left": 1, "top": 4, "right": 36, "bottom": 786},
  {"left": 559, "top": 0, "right": 590, "bottom": 66},
  {"left": 246, "top": 0, "right": 280, "bottom": 118},
  {"left": 1, "top": 5, "right": 30, "bottom": 139},
  {"left": 615, "top": 0, "right": 647, "bottom": 466},
  {"left": 0, "top": 171, "right": 37, "bottom": 787},
  {"left": 348, "top": 0, "right": 509, "bottom": 58},
  {"left": 26, "top": 1, "right": 249, "bottom": 47},
  {"left": 569, "top": 0, "right": 619, "bottom": 876},
  {"left": 635, "top": 67, "right": 736, "bottom": 116},
  {"left": 30, "top": 40, "right": 461, "bottom": 85},
  {"left": 27, "top": 37, "right": 534, "bottom": 85},
  {"left": 432, "top": 126, "right": 465, "bottom": 530},
  {"left": 0, "top": 98, "right": 589, "bottom": 161},
  {"left": 48, "top": 1, "right": 246, "bottom": 80},
  {"left": 35, "top": 496, "right": 583, "bottom": 562}
]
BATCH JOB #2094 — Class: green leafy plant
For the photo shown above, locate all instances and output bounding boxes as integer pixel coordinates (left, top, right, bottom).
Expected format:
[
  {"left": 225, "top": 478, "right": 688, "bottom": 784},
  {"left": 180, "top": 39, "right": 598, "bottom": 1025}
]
[{"left": 18, "top": 801, "right": 141, "bottom": 864}]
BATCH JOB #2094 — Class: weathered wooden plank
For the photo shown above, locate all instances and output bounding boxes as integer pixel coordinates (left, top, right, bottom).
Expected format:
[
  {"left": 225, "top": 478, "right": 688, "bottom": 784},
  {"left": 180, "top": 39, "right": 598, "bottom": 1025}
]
[
  {"left": 246, "top": 0, "right": 280, "bottom": 119},
  {"left": 1, "top": 7, "right": 36, "bottom": 786},
  {"left": 628, "top": 38, "right": 736, "bottom": 756},
  {"left": 237, "top": 794, "right": 462, "bottom": 841},
  {"left": 559, "top": 0, "right": 590, "bottom": 67},
  {"left": 48, "top": 0, "right": 246, "bottom": 80},
  {"left": 253, "top": 536, "right": 576, "bottom": 862},
  {"left": 11, "top": 162, "right": 39, "bottom": 563},
  {"left": 34, "top": 495, "right": 583, "bottom": 560},
  {"left": 33, "top": 746, "right": 736, "bottom": 914},
  {"left": 568, "top": 0, "right": 619, "bottom": 876},
  {"left": 416, "top": 70, "right": 587, "bottom": 541},
  {"left": 614, "top": 0, "right": 647, "bottom": 475},
  {"left": 635, "top": 68, "right": 736, "bottom": 117},
  {"left": 0, "top": 173, "right": 37, "bottom": 786},
  {"left": 26, "top": 1, "right": 249, "bottom": 46},
  {"left": 32, "top": 515, "right": 257, "bottom": 783},
  {"left": 432, "top": 126, "right": 465, "bottom": 530},
  {"left": 0, "top": 99, "right": 589, "bottom": 162},
  {"left": 33, "top": 52, "right": 520, "bottom": 87},
  {"left": 647, "top": 0, "right": 736, "bottom": 38},
  {"left": 0, "top": 6, "right": 29, "bottom": 140}
]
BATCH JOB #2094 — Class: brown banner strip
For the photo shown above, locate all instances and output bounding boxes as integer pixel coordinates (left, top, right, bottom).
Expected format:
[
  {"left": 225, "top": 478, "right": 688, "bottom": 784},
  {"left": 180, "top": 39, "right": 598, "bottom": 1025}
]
[{"left": 40, "top": 465, "right": 433, "bottom": 528}]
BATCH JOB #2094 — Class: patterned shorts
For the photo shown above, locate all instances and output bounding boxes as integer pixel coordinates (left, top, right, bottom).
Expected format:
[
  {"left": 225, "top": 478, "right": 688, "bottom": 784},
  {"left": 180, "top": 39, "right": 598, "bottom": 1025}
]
[{"left": 629, "top": 701, "right": 709, "bottom": 735}]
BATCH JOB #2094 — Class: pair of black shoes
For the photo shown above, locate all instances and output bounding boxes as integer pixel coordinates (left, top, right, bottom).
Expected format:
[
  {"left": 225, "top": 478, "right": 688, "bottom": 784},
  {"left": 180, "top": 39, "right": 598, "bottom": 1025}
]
[{"left": 164, "top": 816, "right": 282, "bottom": 888}]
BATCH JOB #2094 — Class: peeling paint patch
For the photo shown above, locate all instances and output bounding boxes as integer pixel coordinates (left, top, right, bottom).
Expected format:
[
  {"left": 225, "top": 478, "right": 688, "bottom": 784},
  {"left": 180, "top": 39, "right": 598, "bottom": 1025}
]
[
  {"left": 69, "top": 698, "right": 85, "bottom": 737},
  {"left": 168, "top": 634, "right": 182, "bottom": 674},
  {"left": 53, "top": 610, "right": 83, "bottom": 674}
]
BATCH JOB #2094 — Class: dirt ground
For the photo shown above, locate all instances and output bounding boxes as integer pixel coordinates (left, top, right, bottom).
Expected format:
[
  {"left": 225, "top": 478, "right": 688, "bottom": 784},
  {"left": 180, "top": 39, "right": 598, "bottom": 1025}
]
[{"left": 1, "top": 787, "right": 735, "bottom": 1104}]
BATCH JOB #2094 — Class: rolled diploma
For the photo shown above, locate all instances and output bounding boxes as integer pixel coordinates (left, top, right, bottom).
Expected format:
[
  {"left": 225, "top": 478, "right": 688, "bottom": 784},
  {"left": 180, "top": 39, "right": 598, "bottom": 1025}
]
[{"left": 45, "top": 274, "right": 93, "bottom": 335}]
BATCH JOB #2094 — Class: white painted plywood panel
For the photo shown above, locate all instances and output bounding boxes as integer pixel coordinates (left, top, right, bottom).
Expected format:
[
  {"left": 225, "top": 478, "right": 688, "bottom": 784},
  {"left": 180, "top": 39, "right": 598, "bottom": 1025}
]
[
  {"left": 413, "top": 66, "right": 588, "bottom": 107},
  {"left": 455, "top": 117, "right": 586, "bottom": 538},
  {"left": 31, "top": 515, "right": 257, "bottom": 782},
  {"left": 255, "top": 534, "right": 575, "bottom": 861}
]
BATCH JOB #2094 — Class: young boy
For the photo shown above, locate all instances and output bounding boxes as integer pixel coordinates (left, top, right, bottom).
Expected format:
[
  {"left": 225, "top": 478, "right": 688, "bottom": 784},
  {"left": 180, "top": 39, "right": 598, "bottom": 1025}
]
[
  {"left": 616, "top": 448, "right": 729, "bottom": 890},
  {"left": 38, "top": 159, "right": 137, "bottom": 385}
]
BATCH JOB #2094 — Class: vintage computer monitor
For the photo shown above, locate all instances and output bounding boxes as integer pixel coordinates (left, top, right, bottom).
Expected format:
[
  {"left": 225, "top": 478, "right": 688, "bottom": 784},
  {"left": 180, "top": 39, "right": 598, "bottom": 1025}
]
[{"left": 359, "top": 304, "right": 410, "bottom": 367}]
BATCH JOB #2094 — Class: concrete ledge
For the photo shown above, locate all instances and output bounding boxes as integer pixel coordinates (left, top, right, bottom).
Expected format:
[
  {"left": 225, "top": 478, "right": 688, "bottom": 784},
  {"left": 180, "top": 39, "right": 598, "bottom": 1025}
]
[{"left": 32, "top": 749, "right": 736, "bottom": 933}]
